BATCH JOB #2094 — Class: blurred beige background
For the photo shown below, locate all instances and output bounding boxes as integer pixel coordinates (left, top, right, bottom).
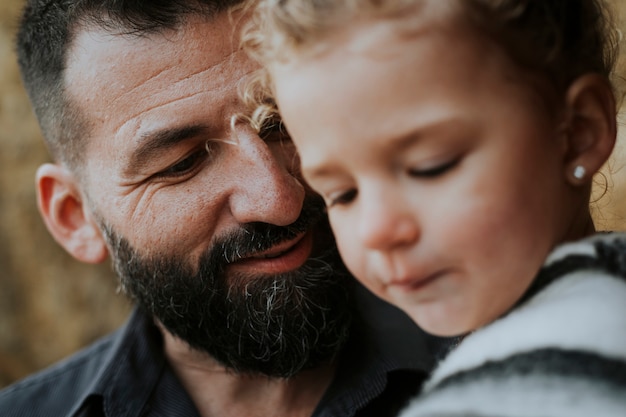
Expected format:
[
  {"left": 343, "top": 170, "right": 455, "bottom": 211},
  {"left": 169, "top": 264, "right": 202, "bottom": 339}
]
[
  {"left": 1, "top": 0, "right": 626, "bottom": 388},
  {"left": 0, "top": 1, "right": 132, "bottom": 387}
]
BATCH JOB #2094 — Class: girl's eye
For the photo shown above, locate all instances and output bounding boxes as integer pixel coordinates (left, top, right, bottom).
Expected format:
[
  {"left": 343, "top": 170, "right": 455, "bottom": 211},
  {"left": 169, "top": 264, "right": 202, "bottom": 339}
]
[
  {"left": 408, "top": 158, "right": 459, "bottom": 178},
  {"left": 327, "top": 189, "right": 358, "bottom": 208},
  {"left": 157, "top": 150, "right": 207, "bottom": 178}
]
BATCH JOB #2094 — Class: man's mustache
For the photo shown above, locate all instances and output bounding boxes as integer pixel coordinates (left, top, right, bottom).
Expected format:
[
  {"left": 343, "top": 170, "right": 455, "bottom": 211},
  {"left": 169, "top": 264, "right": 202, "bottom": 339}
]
[{"left": 213, "top": 194, "right": 327, "bottom": 264}]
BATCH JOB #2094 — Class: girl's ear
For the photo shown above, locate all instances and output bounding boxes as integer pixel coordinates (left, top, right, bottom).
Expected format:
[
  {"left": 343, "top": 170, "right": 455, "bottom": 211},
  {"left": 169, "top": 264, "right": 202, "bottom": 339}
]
[
  {"left": 36, "top": 163, "right": 108, "bottom": 264},
  {"left": 561, "top": 74, "right": 617, "bottom": 185}
]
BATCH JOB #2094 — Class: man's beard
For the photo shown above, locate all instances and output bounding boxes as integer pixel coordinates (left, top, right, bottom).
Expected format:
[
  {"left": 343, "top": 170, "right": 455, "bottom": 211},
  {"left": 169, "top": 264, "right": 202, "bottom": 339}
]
[{"left": 99, "top": 196, "right": 353, "bottom": 378}]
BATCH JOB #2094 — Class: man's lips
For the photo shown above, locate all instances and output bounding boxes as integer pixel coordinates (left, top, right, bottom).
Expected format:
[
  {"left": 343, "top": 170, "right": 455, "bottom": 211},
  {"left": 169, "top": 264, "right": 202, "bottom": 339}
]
[{"left": 227, "top": 231, "right": 314, "bottom": 275}]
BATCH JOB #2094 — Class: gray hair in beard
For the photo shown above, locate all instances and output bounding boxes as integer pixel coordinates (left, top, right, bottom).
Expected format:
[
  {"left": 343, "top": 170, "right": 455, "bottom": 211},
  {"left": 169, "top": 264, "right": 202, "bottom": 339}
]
[{"left": 99, "top": 197, "right": 353, "bottom": 377}]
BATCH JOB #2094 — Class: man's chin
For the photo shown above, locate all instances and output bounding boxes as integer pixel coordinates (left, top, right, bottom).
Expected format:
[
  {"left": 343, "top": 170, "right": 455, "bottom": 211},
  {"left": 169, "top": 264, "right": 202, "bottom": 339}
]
[{"left": 201, "top": 249, "right": 353, "bottom": 378}]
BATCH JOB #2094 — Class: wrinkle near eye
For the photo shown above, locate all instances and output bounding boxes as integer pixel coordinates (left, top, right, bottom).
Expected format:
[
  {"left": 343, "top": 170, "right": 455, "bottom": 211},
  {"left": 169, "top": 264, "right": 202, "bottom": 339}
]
[{"left": 121, "top": 166, "right": 196, "bottom": 224}]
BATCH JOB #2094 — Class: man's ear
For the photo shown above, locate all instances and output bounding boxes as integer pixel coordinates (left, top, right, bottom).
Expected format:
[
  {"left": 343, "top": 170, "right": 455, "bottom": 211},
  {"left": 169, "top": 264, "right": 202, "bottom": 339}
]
[
  {"left": 561, "top": 74, "right": 617, "bottom": 184},
  {"left": 36, "top": 163, "right": 108, "bottom": 264}
]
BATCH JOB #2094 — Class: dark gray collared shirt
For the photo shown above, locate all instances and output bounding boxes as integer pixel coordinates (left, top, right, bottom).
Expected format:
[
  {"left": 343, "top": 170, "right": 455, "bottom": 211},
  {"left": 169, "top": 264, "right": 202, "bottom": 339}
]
[{"left": 0, "top": 285, "right": 450, "bottom": 417}]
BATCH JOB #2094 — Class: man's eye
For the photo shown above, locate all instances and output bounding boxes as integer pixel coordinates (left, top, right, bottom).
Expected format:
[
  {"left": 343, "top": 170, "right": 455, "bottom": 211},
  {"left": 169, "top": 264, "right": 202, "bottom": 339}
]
[
  {"left": 328, "top": 189, "right": 358, "bottom": 208},
  {"left": 260, "top": 121, "right": 291, "bottom": 143},
  {"left": 408, "top": 158, "right": 459, "bottom": 178},
  {"left": 157, "top": 150, "right": 207, "bottom": 178}
]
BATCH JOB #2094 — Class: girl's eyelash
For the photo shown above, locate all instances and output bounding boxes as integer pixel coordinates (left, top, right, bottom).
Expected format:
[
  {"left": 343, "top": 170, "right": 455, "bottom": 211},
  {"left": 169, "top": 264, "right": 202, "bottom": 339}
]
[
  {"left": 408, "top": 158, "right": 460, "bottom": 178},
  {"left": 328, "top": 189, "right": 357, "bottom": 208},
  {"left": 324, "top": 158, "right": 460, "bottom": 207}
]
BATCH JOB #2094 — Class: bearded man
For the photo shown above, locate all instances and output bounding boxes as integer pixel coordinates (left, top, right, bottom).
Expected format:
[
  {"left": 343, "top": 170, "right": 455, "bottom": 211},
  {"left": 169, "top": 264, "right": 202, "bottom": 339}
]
[{"left": 0, "top": 1, "right": 448, "bottom": 416}]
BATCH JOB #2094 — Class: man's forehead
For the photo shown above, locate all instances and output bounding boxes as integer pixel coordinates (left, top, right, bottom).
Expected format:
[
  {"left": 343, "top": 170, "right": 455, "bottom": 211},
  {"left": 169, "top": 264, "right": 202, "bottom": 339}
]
[
  {"left": 65, "top": 15, "right": 244, "bottom": 90},
  {"left": 62, "top": 13, "right": 259, "bottom": 167}
]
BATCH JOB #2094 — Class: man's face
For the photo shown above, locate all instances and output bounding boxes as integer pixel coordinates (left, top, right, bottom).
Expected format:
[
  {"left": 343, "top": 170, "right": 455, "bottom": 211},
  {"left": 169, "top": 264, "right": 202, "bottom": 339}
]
[{"left": 63, "top": 14, "right": 351, "bottom": 376}]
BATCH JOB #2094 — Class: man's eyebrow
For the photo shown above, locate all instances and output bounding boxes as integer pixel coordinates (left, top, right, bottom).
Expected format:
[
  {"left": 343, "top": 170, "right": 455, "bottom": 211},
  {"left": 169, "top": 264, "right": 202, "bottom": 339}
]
[{"left": 127, "top": 125, "right": 209, "bottom": 172}]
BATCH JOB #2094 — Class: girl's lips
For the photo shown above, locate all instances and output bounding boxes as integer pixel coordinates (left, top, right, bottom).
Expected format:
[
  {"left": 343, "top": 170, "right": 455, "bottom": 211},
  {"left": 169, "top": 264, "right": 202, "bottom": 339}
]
[
  {"left": 387, "top": 269, "right": 447, "bottom": 292},
  {"left": 227, "top": 231, "right": 314, "bottom": 275}
]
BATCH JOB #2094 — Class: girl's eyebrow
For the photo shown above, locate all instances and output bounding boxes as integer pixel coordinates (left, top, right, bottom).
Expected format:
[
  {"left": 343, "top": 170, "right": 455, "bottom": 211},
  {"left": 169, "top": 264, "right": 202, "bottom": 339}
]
[{"left": 385, "top": 115, "right": 476, "bottom": 150}]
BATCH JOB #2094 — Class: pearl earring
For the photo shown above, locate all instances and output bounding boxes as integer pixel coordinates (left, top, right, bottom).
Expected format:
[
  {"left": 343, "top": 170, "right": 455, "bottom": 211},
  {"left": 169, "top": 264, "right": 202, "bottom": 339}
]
[{"left": 573, "top": 165, "right": 586, "bottom": 180}]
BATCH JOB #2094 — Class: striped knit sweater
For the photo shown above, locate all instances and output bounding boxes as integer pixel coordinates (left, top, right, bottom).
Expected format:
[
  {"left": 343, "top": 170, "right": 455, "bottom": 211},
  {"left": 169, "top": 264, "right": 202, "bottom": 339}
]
[{"left": 399, "top": 233, "right": 626, "bottom": 417}]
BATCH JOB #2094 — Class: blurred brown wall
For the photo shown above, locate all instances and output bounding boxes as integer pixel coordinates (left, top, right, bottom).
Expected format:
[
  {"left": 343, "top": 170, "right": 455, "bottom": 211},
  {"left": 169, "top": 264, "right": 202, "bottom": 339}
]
[{"left": 1, "top": 0, "right": 626, "bottom": 388}]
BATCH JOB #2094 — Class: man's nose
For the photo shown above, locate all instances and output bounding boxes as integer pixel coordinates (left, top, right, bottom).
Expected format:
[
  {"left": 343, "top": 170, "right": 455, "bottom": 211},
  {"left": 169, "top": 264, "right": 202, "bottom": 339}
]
[
  {"left": 228, "top": 133, "right": 305, "bottom": 226},
  {"left": 358, "top": 188, "right": 420, "bottom": 251}
]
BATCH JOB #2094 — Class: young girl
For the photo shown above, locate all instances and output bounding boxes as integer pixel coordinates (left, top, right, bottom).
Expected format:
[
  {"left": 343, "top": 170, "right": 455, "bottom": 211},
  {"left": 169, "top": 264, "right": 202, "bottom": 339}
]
[{"left": 244, "top": 0, "right": 626, "bottom": 415}]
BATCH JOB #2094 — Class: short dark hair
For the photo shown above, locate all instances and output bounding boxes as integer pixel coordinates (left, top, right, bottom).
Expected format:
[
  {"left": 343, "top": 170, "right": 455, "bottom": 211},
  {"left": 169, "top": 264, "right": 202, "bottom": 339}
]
[{"left": 15, "top": 0, "right": 244, "bottom": 170}]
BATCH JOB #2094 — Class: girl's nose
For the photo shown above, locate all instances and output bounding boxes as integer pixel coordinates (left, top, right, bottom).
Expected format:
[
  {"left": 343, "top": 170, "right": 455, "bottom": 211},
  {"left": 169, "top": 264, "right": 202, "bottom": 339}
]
[{"left": 358, "top": 191, "right": 420, "bottom": 251}]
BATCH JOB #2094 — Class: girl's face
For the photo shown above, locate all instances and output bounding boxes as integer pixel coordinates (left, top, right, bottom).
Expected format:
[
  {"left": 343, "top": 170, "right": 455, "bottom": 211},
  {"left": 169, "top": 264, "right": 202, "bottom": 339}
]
[{"left": 272, "top": 16, "right": 586, "bottom": 336}]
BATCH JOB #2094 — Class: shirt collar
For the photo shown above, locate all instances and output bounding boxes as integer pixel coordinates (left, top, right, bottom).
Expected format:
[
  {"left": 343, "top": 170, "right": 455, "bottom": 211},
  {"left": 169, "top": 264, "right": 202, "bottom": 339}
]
[
  {"left": 312, "top": 283, "right": 437, "bottom": 416},
  {"left": 69, "top": 308, "right": 167, "bottom": 417}
]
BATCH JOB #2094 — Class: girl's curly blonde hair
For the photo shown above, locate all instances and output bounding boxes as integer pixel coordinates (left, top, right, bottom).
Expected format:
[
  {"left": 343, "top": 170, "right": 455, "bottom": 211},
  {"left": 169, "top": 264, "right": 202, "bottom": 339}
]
[{"left": 241, "top": 0, "right": 621, "bottom": 132}]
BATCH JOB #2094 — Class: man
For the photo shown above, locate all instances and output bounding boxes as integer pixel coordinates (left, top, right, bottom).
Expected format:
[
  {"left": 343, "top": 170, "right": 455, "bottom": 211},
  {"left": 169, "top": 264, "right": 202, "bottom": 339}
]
[{"left": 0, "top": 1, "right": 448, "bottom": 416}]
